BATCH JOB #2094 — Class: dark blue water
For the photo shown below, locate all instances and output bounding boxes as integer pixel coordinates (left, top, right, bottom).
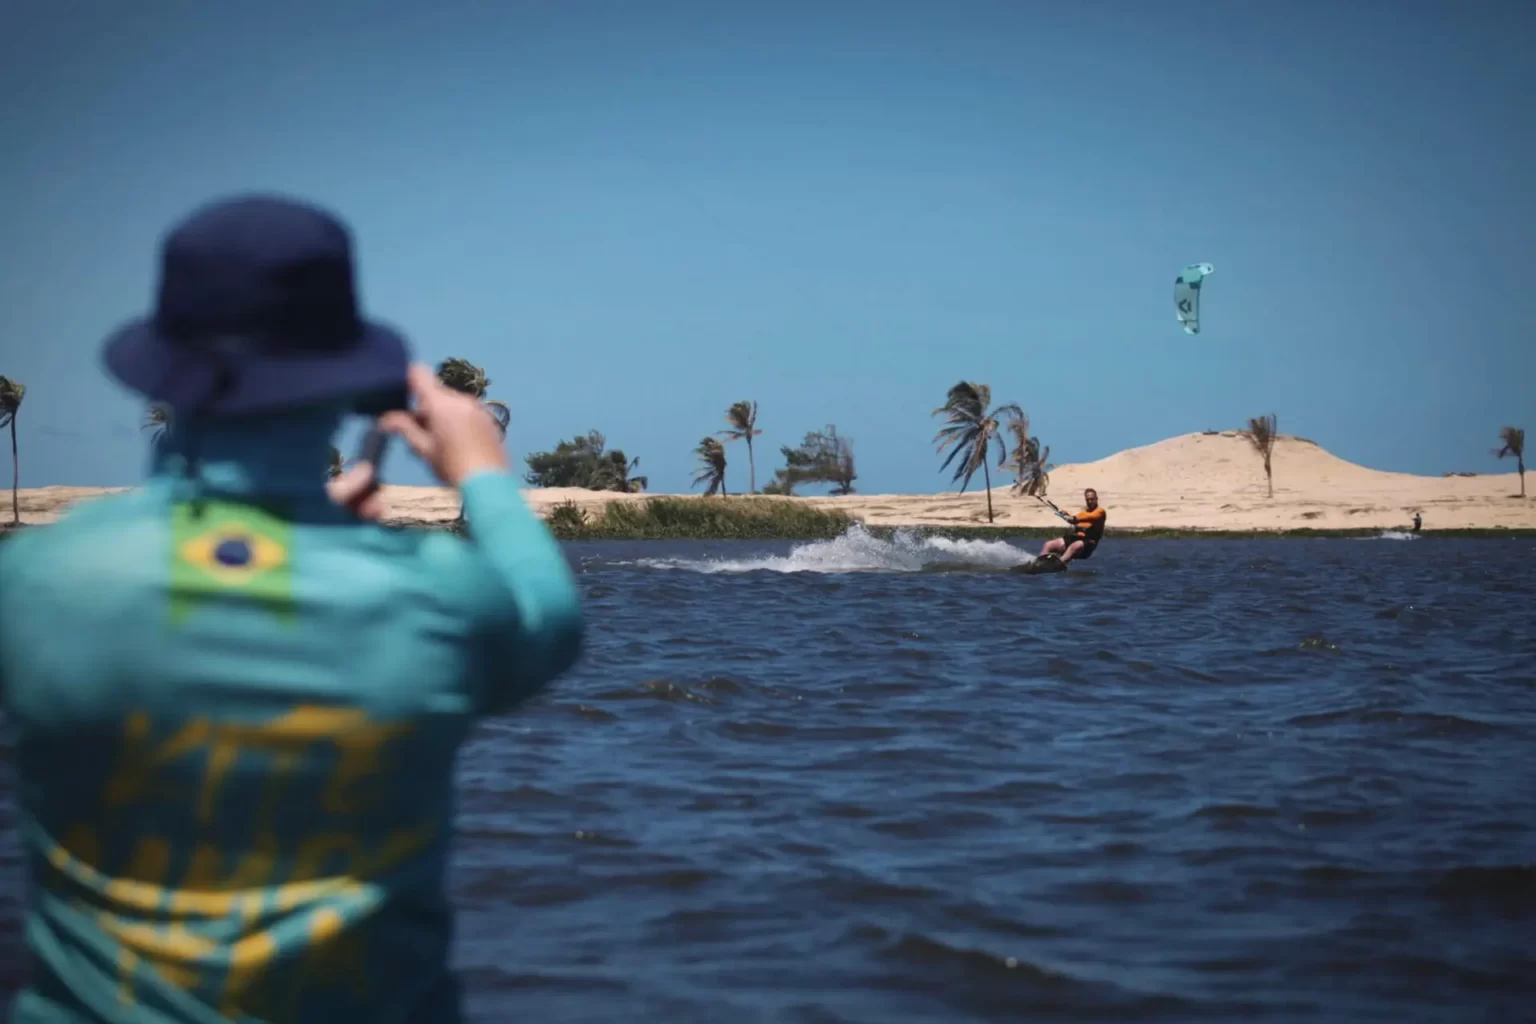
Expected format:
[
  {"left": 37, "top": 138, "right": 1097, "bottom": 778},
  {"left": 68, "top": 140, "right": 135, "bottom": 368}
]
[
  {"left": 446, "top": 531, "right": 1536, "bottom": 1022},
  {"left": 4, "top": 531, "right": 1534, "bottom": 1021}
]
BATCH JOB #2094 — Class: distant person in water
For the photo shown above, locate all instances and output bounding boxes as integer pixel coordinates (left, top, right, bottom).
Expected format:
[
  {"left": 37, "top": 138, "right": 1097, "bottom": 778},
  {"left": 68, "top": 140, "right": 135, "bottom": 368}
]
[
  {"left": 1039, "top": 488, "right": 1106, "bottom": 565},
  {"left": 1412, "top": 512, "right": 1422, "bottom": 533}
]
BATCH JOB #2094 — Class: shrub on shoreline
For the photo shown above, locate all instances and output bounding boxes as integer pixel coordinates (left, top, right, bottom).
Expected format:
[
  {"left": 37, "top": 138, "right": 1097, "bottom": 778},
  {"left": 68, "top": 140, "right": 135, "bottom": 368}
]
[{"left": 543, "top": 497, "right": 855, "bottom": 540}]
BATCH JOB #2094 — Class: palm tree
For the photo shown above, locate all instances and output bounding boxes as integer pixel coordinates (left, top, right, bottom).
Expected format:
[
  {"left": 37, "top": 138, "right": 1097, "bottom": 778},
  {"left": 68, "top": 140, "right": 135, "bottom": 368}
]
[
  {"left": 718, "top": 400, "right": 762, "bottom": 493},
  {"left": 143, "top": 403, "right": 172, "bottom": 448},
  {"left": 691, "top": 436, "right": 728, "bottom": 496},
  {"left": 592, "top": 449, "right": 648, "bottom": 493},
  {"left": 1245, "top": 413, "right": 1278, "bottom": 497},
  {"left": 1019, "top": 441, "right": 1052, "bottom": 497},
  {"left": 1495, "top": 426, "right": 1525, "bottom": 498},
  {"left": 0, "top": 376, "right": 25, "bottom": 526},
  {"left": 932, "top": 381, "right": 1023, "bottom": 524},
  {"left": 435, "top": 358, "right": 510, "bottom": 435},
  {"left": 1001, "top": 417, "right": 1053, "bottom": 497}
]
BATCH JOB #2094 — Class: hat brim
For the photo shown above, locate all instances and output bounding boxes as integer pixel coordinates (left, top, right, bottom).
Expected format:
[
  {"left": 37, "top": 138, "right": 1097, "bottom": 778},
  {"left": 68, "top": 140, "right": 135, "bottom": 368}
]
[{"left": 103, "top": 317, "right": 410, "bottom": 417}]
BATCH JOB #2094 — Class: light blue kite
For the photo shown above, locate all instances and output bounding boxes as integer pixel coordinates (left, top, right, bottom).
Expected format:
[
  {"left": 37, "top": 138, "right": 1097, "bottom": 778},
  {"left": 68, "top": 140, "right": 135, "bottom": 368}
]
[{"left": 1174, "top": 262, "right": 1214, "bottom": 335}]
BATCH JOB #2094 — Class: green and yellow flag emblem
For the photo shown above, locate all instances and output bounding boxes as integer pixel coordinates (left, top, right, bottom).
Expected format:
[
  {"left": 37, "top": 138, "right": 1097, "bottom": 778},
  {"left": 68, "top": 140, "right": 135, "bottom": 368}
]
[{"left": 169, "top": 499, "right": 294, "bottom": 624}]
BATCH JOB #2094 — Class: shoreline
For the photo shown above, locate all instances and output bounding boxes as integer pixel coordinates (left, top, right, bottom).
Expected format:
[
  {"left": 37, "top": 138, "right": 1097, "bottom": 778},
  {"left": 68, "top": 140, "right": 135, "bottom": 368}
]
[
  {"left": 5, "top": 522, "right": 1532, "bottom": 542},
  {"left": 4, "top": 513, "right": 1533, "bottom": 544},
  {"left": 2, "top": 432, "right": 1529, "bottom": 540}
]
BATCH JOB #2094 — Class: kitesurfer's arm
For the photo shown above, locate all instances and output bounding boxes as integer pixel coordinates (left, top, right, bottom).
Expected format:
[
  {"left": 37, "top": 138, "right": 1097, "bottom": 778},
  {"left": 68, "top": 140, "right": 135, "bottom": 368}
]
[{"left": 459, "top": 468, "right": 583, "bottom": 712}]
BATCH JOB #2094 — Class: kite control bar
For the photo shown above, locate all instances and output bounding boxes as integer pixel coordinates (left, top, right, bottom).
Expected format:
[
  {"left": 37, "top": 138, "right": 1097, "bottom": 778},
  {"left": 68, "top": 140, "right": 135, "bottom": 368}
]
[{"left": 1034, "top": 495, "right": 1076, "bottom": 526}]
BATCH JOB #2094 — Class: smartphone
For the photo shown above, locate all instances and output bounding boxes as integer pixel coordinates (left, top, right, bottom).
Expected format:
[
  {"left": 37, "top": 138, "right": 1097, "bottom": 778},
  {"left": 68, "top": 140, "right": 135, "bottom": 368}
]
[
  {"left": 355, "top": 427, "right": 390, "bottom": 492},
  {"left": 352, "top": 382, "right": 408, "bottom": 494}
]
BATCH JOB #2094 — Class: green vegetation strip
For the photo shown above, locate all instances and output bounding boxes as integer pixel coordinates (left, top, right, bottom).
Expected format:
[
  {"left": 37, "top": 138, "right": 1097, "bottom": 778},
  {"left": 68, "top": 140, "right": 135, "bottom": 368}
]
[
  {"left": 542, "top": 497, "right": 855, "bottom": 540},
  {"left": 538, "top": 512, "right": 1536, "bottom": 542},
  {"left": 5, "top": 513, "right": 1532, "bottom": 545}
]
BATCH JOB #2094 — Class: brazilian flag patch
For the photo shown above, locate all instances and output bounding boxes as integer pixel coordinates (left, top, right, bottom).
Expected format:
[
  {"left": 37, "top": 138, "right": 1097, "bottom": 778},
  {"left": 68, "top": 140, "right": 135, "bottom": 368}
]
[{"left": 169, "top": 499, "right": 295, "bottom": 625}]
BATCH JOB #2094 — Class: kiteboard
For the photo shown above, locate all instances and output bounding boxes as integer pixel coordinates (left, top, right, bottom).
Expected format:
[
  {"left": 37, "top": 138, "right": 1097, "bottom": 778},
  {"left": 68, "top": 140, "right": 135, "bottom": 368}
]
[{"left": 1012, "top": 554, "right": 1067, "bottom": 575}]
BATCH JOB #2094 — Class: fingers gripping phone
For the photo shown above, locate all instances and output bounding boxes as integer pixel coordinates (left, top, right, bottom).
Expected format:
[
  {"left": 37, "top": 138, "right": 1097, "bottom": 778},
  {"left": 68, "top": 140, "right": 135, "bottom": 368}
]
[
  {"left": 356, "top": 426, "right": 389, "bottom": 488},
  {"left": 353, "top": 382, "right": 409, "bottom": 492}
]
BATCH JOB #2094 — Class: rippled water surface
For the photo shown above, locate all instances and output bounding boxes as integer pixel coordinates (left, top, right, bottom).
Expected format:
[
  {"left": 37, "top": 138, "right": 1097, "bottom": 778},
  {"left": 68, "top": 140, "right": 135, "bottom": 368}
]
[{"left": 7, "top": 530, "right": 1536, "bottom": 1021}]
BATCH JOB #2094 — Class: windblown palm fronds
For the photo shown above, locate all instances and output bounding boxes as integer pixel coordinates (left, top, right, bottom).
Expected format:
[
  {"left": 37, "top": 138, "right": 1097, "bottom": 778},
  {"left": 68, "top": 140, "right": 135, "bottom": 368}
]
[
  {"left": 1245, "top": 413, "right": 1278, "bottom": 498},
  {"left": 691, "top": 436, "right": 728, "bottom": 497},
  {"left": 1002, "top": 417, "right": 1053, "bottom": 497},
  {"left": 1495, "top": 425, "right": 1525, "bottom": 498},
  {"left": 932, "top": 381, "right": 1023, "bottom": 524},
  {"left": 718, "top": 400, "right": 762, "bottom": 493},
  {"left": 436, "top": 358, "right": 509, "bottom": 436},
  {"left": 143, "top": 403, "right": 172, "bottom": 447}
]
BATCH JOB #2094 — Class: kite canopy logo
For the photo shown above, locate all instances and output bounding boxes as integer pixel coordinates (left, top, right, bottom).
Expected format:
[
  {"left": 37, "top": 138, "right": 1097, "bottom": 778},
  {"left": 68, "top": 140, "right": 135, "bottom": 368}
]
[{"left": 1174, "top": 262, "right": 1214, "bottom": 335}]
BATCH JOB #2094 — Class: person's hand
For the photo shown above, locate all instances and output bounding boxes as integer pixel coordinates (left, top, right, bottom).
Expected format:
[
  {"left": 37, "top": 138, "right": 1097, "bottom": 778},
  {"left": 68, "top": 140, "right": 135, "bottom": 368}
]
[
  {"left": 378, "top": 363, "right": 511, "bottom": 487},
  {"left": 328, "top": 462, "right": 386, "bottom": 521}
]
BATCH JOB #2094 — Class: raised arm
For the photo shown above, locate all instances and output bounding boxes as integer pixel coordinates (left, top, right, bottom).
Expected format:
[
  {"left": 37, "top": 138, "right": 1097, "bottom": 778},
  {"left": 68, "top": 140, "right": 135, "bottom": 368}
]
[
  {"left": 370, "top": 363, "right": 585, "bottom": 713},
  {"left": 458, "top": 469, "right": 583, "bottom": 712}
]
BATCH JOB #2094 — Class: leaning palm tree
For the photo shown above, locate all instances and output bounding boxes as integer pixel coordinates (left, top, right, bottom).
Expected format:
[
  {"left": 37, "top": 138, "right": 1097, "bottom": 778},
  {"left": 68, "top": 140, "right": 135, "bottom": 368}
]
[
  {"left": 932, "top": 381, "right": 1023, "bottom": 524},
  {"left": 718, "top": 400, "right": 762, "bottom": 493},
  {"left": 1245, "top": 413, "right": 1278, "bottom": 498},
  {"left": 1018, "top": 441, "right": 1052, "bottom": 497},
  {"left": 1495, "top": 426, "right": 1525, "bottom": 498},
  {"left": 691, "top": 436, "right": 728, "bottom": 497},
  {"left": 591, "top": 450, "right": 648, "bottom": 493},
  {"left": 1000, "top": 414, "right": 1030, "bottom": 484},
  {"left": 1002, "top": 417, "right": 1053, "bottom": 497},
  {"left": 435, "top": 357, "right": 510, "bottom": 435},
  {"left": 143, "top": 403, "right": 172, "bottom": 448},
  {"left": 626, "top": 458, "right": 649, "bottom": 493},
  {"left": 1, "top": 376, "right": 25, "bottom": 526}
]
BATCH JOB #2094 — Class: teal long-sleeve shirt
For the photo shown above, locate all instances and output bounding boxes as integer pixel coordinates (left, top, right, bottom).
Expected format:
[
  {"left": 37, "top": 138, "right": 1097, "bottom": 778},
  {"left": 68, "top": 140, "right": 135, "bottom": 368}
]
[{"left": 0, "top": 413, "right": 583, "bottom": 1023}]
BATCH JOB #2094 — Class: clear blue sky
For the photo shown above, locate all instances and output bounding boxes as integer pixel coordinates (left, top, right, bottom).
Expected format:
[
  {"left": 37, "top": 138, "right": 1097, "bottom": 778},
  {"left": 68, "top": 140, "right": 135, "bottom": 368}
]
[{"left": 2, "top": 0, "right": 1531, "bottom": 494}]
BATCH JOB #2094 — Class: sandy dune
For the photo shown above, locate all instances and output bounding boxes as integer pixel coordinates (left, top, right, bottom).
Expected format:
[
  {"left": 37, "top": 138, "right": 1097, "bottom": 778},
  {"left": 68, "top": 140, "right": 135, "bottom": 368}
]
[
  {"left": 794, "top": 432, "right": 1534, "bottom": 532},
  {"left": 5, "top": 432, "right": 1530, "bottom": 532}
]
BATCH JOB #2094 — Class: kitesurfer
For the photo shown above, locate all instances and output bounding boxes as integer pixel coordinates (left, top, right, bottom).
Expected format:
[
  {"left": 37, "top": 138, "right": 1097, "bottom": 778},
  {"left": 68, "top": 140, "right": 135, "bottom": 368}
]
[
  {"left": 1412, "top": 512, "right": 1422, "bottom": 533},
  {"left": 1038, "top": 488, "right": 1107, "bottom": 565}
]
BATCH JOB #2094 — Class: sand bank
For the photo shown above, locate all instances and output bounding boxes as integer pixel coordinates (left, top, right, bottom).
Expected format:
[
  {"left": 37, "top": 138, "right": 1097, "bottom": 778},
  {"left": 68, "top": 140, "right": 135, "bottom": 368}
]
[{"left": 4, "top": 432, "right": 1530, "bottom": 533}]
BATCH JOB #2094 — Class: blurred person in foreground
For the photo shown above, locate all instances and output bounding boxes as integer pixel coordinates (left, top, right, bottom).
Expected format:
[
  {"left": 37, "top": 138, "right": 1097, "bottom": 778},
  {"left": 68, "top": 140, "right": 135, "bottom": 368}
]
[{"left": 0, "top": 195, "right": 584, "bottom": 1023}]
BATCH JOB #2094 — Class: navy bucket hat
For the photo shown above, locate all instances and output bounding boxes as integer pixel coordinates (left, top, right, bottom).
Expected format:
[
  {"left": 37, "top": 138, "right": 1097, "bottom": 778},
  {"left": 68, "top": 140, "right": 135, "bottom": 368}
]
[{"left": 103, "top": 194, "right": 410, "bottom": 417}]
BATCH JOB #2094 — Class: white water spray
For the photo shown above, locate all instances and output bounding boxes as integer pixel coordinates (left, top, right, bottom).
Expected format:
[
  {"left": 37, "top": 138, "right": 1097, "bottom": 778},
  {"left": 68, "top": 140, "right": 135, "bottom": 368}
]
[{"left": 637, "top": 524, "right": 1036, "bottom": 574}]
